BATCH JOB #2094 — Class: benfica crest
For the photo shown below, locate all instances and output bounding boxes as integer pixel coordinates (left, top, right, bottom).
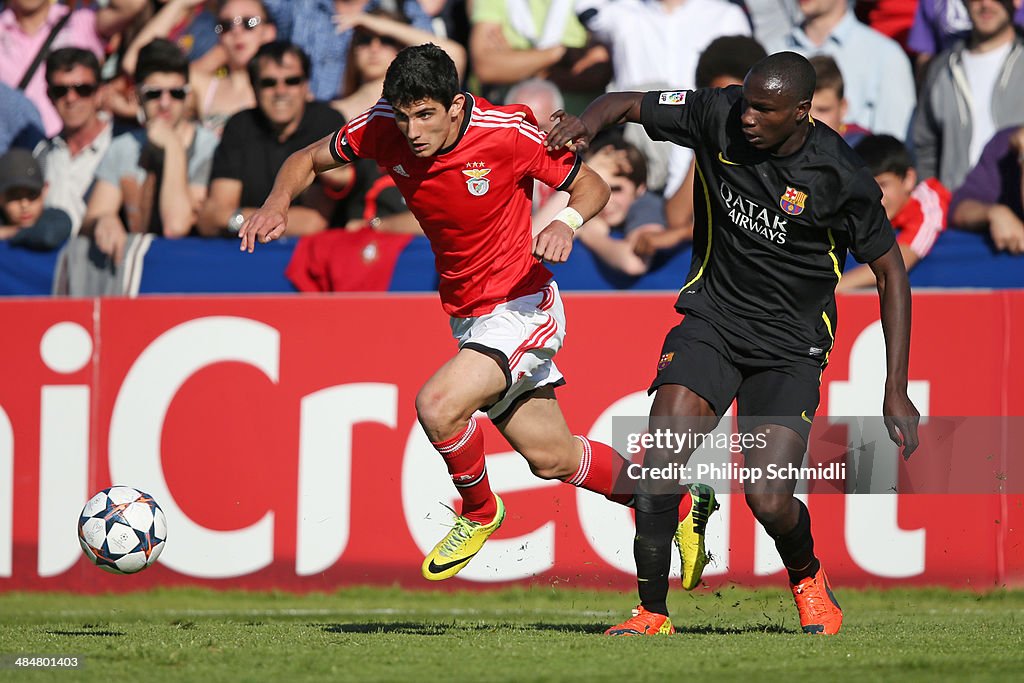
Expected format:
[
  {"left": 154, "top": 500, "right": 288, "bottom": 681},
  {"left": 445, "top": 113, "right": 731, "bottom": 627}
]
[
  {"left": 462, "top": 163, "right": 491, "bottom": 196},
  {"left": 780, "top": 186, "right": 807, "bottom": 215}
]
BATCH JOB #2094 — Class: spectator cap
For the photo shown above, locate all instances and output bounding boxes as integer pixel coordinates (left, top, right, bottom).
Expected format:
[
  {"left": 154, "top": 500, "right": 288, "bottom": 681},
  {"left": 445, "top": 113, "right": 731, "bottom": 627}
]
[{"left": 0, "top": 148, "right": 44, "bottom": 195}]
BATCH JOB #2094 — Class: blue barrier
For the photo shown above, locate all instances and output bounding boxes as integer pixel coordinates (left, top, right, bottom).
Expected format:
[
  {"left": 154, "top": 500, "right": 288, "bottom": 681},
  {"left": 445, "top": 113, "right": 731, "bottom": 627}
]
[{"left": 1, "top": 228, "right": 1021, "bottom": 297}]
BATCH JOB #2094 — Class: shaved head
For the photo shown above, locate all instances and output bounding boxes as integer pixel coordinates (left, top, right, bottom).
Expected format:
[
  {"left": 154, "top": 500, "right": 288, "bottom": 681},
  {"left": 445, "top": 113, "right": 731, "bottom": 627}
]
[{"left": 745, "top": 51, "right": 816, "bottom": 105}]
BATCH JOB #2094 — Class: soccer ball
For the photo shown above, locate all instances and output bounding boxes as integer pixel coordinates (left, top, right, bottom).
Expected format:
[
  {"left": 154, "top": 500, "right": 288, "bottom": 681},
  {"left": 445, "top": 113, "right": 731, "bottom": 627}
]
[{"left": 78, "top": 487, "right": 167, "bottom": 575}]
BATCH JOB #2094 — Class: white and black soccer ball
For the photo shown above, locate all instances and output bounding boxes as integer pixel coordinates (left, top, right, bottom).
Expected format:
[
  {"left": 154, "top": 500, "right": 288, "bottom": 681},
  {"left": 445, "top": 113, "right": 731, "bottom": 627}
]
[{"left": 78, "top": 487, "right": 167, "bottom": 575}]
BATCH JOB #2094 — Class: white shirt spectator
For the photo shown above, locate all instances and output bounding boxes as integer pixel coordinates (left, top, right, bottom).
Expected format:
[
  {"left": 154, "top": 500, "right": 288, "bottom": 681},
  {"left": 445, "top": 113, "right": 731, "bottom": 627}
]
[
  {"left": 765, "top": 9, "right": 916, "bottom": 139},
  {"left": 34, "top": 120, "right": 113, "bottom": 235},
  {"left": 578, "top": 0, "right": 751, "bottom": 91}
]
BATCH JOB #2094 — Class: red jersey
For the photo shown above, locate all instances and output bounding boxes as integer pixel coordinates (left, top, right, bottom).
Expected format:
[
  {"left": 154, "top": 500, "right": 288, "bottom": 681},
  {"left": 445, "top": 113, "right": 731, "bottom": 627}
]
[
  {"left": 329, "top": 94, "right": 581, "bottom": 317},
  {"left": 893, "top": 177, "right": 949, "bottom": 259}
]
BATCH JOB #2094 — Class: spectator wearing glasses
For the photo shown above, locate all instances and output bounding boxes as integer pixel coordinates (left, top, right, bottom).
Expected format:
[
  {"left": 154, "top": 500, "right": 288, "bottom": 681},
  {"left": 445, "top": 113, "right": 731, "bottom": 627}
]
[
  {"left": 193, "top": 0, "right": 277, "bottom": 135},
  {"left": 125, "top": 0, "right": 277, "bottom": 137},
  {"left": 197, "top": 41, "right": 346, "bottom": 237},
  {"left": 82, "top": 38, "right": 218, "bottom": 262},
  {"left": 0, "top": 0, "right": 148, "bottom": 137},
  {"left": 262, "top": 0, "right": 435, "bottom": 102},
  {"left": 34, "top": 48, "right": 114, "bottom": 235}
]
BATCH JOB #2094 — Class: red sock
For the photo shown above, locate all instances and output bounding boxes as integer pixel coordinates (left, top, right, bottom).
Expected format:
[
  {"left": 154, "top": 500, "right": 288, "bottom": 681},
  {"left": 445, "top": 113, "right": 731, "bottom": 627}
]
[
  {"left": 432, "top": 417, "right": 497, "bottom": 524},
  {"left": 564, "top": 436, "right": 634, "bottom": 505},
  {"left": 564, "top": 436, "right": 694, "bottom": 517}
]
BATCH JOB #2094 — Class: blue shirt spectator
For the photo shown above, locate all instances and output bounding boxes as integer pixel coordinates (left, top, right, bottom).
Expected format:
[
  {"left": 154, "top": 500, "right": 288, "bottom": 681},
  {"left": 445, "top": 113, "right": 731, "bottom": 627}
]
[
  {"left": 765, "top": 1, "right": 916, "bottom": 140},
  {"left": 263, "top": 0, "right": 433, "bottom": 101},
  {"left": 0, "top": 83, "right": 45, "bottom": 155}
]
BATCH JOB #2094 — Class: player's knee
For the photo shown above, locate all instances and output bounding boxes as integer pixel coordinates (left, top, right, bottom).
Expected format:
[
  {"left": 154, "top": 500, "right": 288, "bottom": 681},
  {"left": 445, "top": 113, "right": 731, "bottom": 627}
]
[
  {"left": 745, "top": 493, "right": 792, "bottom": 528},
  {"left": 415, "top": 388, "right": 469, "bottom": 442}
]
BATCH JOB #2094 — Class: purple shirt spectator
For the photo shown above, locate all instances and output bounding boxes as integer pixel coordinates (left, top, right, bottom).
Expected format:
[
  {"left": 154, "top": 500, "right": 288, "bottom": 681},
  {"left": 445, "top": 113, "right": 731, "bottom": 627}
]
[
  {"left": 950, "top": 127, "right": 1024, "bottom": 222},
  {"left": 0, "top": 3, "right": 105, "bottom": 138},
  {"left": 908, "top": 0, "right": 1024, "bottom": 55}
]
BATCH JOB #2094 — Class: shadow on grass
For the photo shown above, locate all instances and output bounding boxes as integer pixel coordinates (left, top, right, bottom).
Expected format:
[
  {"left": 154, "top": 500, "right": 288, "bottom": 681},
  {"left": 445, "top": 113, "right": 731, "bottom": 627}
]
[
  {"left": 46, "top": 629, "right": 125, "bottom": 637},
  {"left": 319, "top": 622, "right": 794, "bottom": 636}
]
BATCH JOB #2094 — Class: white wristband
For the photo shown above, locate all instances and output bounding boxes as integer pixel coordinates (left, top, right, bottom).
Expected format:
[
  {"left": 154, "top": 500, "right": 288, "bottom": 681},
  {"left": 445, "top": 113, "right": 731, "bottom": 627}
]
[{"left": 554, "top": 207, "right": 585, "bottom": 232}]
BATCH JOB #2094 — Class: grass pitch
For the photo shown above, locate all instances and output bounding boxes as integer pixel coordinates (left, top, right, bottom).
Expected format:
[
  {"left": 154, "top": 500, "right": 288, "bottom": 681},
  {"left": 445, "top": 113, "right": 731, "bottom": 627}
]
[{"left": 0, "top": 585, "right": 1021, "bottom": 682}]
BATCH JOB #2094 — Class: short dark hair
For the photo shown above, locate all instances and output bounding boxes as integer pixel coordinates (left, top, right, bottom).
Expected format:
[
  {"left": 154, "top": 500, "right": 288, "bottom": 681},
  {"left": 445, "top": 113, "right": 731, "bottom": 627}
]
[
  {"left": 136, "top": 38, "right": 189, "bottom": 84},
  {"left": 746, "top": 51, "right": 816, "bottom": 104},
  {"left": 810, "top": 55, "right": 844, "bottom": 99},
  {"left": 853, "top": 134, "right": 913, "bottom": 178},
  {"left": 383, "top": 44, "right": 459, "bottom": 110},
  {"left": 695, "top": 35, "right": 767, "bottom": 89},
  {"left": 46, "top": 47, "right": 101, "bottom": 85},
  {"left": 247, "top": 40, "right": 311, "bottom": 89}
]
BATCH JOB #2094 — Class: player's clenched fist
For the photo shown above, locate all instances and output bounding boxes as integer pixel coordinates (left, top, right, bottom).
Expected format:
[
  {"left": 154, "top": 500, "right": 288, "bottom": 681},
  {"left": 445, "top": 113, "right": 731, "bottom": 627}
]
[
  {"left": 532, "top": 222, "right": 575, "bottom": 263},
  {"left": 238, "top": 204, "right": 287, "bottom": 253}
]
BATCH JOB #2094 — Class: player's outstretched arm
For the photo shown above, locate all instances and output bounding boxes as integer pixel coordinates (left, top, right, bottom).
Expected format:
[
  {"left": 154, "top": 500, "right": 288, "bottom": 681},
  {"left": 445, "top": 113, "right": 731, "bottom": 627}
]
[
  {"left": 544, "top": 92, "right": 645, "bottom": 155},
  {"left": 533, "top": 162, "right": 610, "bottom": 263},
  {"left": 869, "top": 242, "right": 921, "bottom": 459},
  {"left": 238, "top": 133, "right": 345, "bottom": 253}
]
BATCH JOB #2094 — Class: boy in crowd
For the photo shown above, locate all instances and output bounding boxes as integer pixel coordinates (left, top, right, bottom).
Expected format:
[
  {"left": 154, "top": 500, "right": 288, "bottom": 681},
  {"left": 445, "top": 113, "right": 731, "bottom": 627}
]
[
  {"left": 838, "top": 134, "right": 949, "bottom": 290},
  {"left": 0, "top": 148, "right": 71, "bottom": 250}
]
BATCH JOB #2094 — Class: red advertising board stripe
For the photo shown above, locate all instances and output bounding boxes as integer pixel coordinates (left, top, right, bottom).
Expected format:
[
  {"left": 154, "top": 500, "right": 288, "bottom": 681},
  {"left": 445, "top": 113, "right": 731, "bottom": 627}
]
[{"left": 0, "top": 292, "right": 1021, "bottom": 591}]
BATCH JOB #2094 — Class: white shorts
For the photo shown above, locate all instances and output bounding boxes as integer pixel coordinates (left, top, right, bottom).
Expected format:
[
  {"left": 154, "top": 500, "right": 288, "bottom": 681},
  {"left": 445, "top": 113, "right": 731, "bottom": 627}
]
[{"left": 450, "top": 281, "right": 566, "bottom": 421}]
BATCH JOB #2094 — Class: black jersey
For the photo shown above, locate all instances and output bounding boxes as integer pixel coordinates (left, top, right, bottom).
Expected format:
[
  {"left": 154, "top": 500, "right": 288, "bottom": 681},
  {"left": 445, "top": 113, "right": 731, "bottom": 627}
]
[{"left": 640, "top": 86, "right": 895, "bottom": 366}]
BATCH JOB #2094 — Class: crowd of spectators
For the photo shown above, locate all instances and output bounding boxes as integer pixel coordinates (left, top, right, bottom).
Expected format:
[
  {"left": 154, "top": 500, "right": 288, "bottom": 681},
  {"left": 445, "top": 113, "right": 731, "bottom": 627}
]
[{"left": 0, "top": 0, "right": 1022, "bottom": 293}]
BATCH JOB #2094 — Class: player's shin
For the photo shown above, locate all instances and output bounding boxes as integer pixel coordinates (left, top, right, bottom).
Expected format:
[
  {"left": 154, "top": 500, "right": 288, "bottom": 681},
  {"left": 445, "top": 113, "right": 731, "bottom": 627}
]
[
  {"left": 633, "top": 493, "right": 682, "bottom": 617},
  {"left": 431, "top": 417, "right": 498, "bottom": 524},
  {"left": 769, "top": 498, "right": 819, "bottom": 584}
]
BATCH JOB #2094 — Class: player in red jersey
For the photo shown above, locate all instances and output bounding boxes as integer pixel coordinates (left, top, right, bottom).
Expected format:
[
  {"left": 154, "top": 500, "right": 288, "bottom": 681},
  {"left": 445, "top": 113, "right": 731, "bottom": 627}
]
[{"left": 240, "top": 44, "right": 719, "bottom": 584}]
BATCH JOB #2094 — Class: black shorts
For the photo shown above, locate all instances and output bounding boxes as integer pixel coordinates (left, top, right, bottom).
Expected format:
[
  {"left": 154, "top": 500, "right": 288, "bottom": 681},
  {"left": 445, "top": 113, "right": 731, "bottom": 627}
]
[{"left": 649, "top": 314, "right": 822, "bottom": 442}]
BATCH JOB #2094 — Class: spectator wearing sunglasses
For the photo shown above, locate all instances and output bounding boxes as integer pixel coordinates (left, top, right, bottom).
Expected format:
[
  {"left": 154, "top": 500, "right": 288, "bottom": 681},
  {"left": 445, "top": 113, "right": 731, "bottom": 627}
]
[
  {"left": 261, "top": 0, "right": 435, "bottom": 102},
  {"left": 125, "top": 0, "right": 278, "bottom": 137},
  {"left": 192, "top": 0, "right": 277, "bottom": 135},
  {"left": 34, "top": 48, "right": 115, "bottom": 235},
  {"left": 0, "top": 0, "right": 149, "bottom": 138},
  {"left": 197, "top": 40, "right": 347, "bottom": 237},
  {"left": 331, "top": 8, "right": 465, "bottom": 123},
  {"left": 82, "top": 38, "right": 218, "bottom": 262},
  {"left": 0, "top": 147, "right": 72, "bottom": 251}
]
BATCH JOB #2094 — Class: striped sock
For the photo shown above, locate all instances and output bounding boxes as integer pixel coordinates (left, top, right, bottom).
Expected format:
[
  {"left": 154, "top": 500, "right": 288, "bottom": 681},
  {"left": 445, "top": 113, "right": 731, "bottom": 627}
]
[
  {"left": 565, "top": 436, "right": 693, "bottom": 516},
  {"left": 432, "top": 417, "right": 497, "bottom": 524}
]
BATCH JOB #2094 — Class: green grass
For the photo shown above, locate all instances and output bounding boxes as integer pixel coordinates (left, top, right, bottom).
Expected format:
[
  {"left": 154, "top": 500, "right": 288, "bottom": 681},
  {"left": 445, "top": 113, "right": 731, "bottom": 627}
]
[{"left": 0, "top": 585, "right": 1022, "bottom": 682}]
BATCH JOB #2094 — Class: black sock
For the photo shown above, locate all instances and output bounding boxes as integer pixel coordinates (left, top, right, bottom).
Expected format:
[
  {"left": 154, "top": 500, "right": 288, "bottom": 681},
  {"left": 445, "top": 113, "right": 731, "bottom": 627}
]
[
  {"left": 633, "top": 493, "right": 681, "bottom": 617},
  {"left": 772, "top": 499, "right": 820, "bottom": 584}
]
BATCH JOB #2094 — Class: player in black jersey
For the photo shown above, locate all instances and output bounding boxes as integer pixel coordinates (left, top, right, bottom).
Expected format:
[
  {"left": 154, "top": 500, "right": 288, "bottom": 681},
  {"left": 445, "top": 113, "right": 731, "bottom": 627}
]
[{"left": 546, "top": 52, "right": 920, "bottom": 636}]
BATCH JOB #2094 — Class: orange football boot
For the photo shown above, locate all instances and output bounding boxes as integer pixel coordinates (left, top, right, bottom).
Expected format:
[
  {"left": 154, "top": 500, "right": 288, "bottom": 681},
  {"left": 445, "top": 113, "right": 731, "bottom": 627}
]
[{"left": 791, "top": 566, "right": 843, "bottom": 635}]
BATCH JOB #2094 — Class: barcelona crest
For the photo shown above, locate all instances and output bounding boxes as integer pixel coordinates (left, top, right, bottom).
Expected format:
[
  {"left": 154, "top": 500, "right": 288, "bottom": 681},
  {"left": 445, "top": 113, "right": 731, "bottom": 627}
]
[
  {"left": 462, "top": 163, "right": 491, "bottom": 196},
  {"left": 780, "top": 186, "right": 807, "bottom": 215},
  {"left": 657, "top": 352, "right": 675, "bottom": 371}
]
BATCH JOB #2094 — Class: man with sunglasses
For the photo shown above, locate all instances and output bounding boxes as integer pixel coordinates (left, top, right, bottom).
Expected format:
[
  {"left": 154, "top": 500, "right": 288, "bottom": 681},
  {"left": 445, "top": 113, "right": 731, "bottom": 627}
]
[
  {"left": 34, "top": 48, "right": 115, "bottom": 236},
  {"left": 198, "top": 40, "right": 347, "bottom": 237},
  {"left": 81, "top": 38, "right": 217, "bottom": 262}
]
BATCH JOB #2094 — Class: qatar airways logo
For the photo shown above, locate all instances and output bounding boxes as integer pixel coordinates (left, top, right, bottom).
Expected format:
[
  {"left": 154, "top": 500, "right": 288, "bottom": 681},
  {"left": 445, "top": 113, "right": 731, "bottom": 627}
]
[{"left": 719, "top": 181, "right": 789, "bottom": 245}]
